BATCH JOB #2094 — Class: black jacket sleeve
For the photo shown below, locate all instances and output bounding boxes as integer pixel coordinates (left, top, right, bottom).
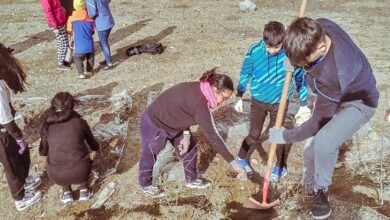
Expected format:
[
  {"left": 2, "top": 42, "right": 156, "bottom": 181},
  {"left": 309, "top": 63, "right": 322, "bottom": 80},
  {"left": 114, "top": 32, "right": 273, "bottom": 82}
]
[
  {"left": 194, "top": 104, "right": 234, "bottom": 163},
  {"left": 82, "top": 119, "right": 100, "bottom": 151},
  {"left": 39, "top": 135, "right": 49, "bottom": 156},
  {"left": 2, "top": 120, "right": 23, "bottom": 140},
  {"left": 283, "top": 90, "right": 339, "bottom": 143}
]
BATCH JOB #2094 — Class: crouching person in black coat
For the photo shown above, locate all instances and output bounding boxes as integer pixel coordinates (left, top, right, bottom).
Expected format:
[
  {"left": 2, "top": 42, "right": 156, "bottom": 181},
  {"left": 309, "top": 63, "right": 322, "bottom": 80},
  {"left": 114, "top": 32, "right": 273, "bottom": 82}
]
[{"left": 39, "top": 92, "right": 100, "bottom": 204}]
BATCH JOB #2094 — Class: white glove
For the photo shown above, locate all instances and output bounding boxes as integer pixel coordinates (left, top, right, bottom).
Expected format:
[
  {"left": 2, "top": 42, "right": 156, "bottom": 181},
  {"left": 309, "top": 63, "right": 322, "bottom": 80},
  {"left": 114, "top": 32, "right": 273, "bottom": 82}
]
[
  {"left": 178, "top": 131, "right": 190, "bottom": 155},
  {"left": 234, "top": 97, "right": 243, "bottom": 113},
  {"left": 295, "top": 105, "right": 311, "bottom": 125}
]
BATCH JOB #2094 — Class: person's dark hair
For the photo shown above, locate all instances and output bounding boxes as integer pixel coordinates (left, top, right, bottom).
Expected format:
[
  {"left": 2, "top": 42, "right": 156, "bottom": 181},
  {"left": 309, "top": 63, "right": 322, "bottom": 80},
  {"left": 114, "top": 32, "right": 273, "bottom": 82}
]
[
  {"left": 263, "top": 21, "right": 285, "bottom": 47},
  {"left": 199, "top": 68, "right": 234, "bottom": 92},
  {"left": 0, "top": 43, "right": 27, "bottom": 94},
  {"left": 40, "top": 92, "right": 79, "bottom": 138},
  {"left": 283, "top": 17, "right": 326, "bottom": 66}
]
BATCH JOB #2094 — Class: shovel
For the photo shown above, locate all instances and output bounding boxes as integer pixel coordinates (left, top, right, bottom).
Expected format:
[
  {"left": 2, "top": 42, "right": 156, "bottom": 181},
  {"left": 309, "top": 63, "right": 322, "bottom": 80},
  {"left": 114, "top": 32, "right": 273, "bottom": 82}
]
[{"left": 247, "top": 0, "right": 308, "bottom": 210}]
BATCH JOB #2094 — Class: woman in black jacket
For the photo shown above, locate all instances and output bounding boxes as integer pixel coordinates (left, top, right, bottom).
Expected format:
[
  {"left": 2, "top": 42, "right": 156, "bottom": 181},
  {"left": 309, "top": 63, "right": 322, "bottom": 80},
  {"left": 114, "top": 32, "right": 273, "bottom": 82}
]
[{"left": 39, "top": 92, "right": 99, "bottom": 204}]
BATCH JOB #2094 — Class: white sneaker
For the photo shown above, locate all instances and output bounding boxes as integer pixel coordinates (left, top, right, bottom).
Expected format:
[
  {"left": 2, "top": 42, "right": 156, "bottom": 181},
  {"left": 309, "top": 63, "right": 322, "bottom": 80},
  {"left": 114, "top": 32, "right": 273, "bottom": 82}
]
[
  {"left": 15, "top": 191, "right": 42, "bottom": 211},
  {"left": 60, "top": 191, "right": 74, "bottom": 204},
  {"left": 185, "top": 179, "right": 211, "bottom": 189},
  {"left": 79, "top": 189, "right": 93, "bottom": 201},
  {"left": 143, "top": 185, "right": 164, "bottom": 197}
]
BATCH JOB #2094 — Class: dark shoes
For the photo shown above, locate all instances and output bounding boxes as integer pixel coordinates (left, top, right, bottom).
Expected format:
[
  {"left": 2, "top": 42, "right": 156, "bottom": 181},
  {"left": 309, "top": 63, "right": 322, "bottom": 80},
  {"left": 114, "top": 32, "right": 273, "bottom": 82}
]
[
  {"left": 311, "top": 189, "right": 332, "bottom": 219},
  {"left": 101, "top": 64, "right": 114, "bottom": 71},
  {"left": 57, "top": 63, "right": 71, "bottom": 71}
]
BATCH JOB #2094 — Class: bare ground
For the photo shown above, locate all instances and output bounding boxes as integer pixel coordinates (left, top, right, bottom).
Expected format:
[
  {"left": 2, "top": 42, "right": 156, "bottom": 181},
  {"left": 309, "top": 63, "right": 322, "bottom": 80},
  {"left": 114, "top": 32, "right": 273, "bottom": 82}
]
[{"left": 0, "top": 0, "right": 389, "bottom": 219}]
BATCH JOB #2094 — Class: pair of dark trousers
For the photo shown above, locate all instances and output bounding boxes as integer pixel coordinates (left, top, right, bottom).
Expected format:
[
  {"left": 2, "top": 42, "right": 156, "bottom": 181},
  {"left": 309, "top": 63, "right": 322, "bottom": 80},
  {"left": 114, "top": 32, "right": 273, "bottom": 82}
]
[
  {"left": 238, "top": 99, "right": 293, "bottom": 168},
  {"left": 74, "top": 52, "right": 94, "bottom": 74},
  {"left": 48, "top": 160, "right": 91, "bottom": 188},
  {"left": 0, "top": 132, "right": 30, "bottom": 200},
  {"left": 138, "top": 111, "right": 197, "bottom": 187}
]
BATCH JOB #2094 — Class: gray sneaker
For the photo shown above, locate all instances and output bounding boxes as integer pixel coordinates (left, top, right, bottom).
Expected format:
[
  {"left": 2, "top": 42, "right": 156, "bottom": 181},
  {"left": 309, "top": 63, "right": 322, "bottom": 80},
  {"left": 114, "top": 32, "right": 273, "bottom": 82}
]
[
  {"left": 24, "top": 176, "right": 41, "bottom": 191},
  {"left": 60, "top": 191, "right": 74, "bottom": 204},
  {"left": 185, "top": 179, "right": 211, "bottom": 189},
  {"left": 15, "top": 191, "right": 42, "bottom": 211},
  {"left": 79, "top": 189, "right": 93, "bottom": 201},
  {"left": 143, "top": 185, "right": 164, "bottom": 197}
]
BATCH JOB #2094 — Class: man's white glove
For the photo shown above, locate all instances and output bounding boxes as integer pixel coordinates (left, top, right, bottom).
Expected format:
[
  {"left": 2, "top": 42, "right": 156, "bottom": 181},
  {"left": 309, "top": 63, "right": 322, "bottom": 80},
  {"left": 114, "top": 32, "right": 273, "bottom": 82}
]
[
  {"left": 234, "top": 97, "right": 243, "bottom": 113},
  {"left": 295, "top": 105, "right": 311, "bottom": 126}
]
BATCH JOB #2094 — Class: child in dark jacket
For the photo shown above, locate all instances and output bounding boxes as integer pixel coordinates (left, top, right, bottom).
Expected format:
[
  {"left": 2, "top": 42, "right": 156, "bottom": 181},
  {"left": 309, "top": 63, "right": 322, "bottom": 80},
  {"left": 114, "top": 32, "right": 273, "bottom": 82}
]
[
  {"left": 234, "top": 21, "right": 309, "bottom": 181},
  {"left": 39, "top": 92, "right": 100, "bottom": 204},
  {"left": 269, "top": 17, "right": 379, "bottom": 220},
  {"left": 67, "top": 0, "right": 95, "bottom": 79},
  {"left": 0, "top": 44, "right": 42, "bottom": 211}
]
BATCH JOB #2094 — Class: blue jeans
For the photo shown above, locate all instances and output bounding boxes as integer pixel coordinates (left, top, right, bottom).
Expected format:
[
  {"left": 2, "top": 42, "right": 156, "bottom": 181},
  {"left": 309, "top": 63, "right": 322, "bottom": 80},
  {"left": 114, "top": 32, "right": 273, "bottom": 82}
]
[{"left": 97, "top": 28, "right": 112, "bottom": 65}]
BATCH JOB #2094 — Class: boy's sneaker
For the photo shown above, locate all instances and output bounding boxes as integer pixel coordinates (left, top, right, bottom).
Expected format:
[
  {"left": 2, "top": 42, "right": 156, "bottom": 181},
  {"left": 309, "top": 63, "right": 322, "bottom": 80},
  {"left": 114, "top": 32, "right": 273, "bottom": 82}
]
[
  {"left": 24, "top": 176, "right": 41, "bottom": 191},
  {"left": 84, "top": 71, "right": 93, "bottom": 77},
  {"left": 60, "top": 191, "right": 74, "bottom": 204},
  {"left": 312, "top": 189, "right": 332, "bottom": 220},
  {"left": 79, "top": 189, "right": 93, "bottom": 201},
  {"left": 143, "top": 185, "right": 164, "bottom": 197},
  {"left": 270, "top": 165, "right": 287, "bottom": 181},
  {"left": 78, "top": 73, "right": 86, "bottom": 79},
  {"left": 15, "top": 190, "right": 42, "bottom": 211},
  {"left": 57, "top": 64, "right": 71, "bottom": 71},
  {"left": 237, "top": 157, "right": 254, "bottom": 176},
  {"left": 99, "top": 60, "right": 107, "bottom": 66},
  {"left": 185, "top": 178, "right": 211, "bottom": 189}
]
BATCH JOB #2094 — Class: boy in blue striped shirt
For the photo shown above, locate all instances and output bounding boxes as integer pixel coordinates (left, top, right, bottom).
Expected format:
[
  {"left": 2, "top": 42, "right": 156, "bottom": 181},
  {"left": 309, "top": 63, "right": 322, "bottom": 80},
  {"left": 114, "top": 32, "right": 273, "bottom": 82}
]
[{"left": 234, "top": 21, "right": 310, "bottom": 180}]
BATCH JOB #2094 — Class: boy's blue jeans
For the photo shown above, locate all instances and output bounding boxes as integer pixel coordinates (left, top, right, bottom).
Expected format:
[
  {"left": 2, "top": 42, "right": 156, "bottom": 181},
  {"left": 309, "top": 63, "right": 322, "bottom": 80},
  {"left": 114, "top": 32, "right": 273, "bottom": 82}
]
[
  {"left": 303, "top": 100, "right": 376, "bottom": 191},
  {"left": 97, "top": 28, "right": 112, "bottom": 65}
]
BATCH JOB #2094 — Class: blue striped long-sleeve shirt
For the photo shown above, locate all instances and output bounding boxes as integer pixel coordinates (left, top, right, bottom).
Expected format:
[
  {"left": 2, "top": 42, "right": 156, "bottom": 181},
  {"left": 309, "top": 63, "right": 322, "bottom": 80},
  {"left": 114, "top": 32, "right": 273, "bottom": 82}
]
[{"left": 237, "top": 40, "right": 308, "bottom": 106}]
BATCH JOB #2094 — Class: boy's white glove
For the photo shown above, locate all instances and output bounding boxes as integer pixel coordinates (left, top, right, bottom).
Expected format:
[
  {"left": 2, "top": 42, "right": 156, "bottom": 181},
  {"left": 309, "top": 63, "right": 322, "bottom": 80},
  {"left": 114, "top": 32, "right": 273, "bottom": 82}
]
[
  {"left": 234, "top": 97, "right": 243, "bottom": 113},
  {"left": 295, "top": 105, "right": 311, "bottom": 125}
]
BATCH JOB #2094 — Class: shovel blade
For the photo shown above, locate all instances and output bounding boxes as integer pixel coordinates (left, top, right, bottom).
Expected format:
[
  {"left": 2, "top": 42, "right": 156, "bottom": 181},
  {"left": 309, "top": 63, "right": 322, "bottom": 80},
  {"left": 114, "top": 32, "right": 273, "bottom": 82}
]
[{"left": 247, "top": 196, "right": 280, "bottom": 210}]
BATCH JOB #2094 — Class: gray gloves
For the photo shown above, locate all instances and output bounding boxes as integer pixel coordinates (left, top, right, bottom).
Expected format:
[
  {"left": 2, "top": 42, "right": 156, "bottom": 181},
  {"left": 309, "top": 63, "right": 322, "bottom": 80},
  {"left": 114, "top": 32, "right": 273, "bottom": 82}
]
[{"left": 269, "top": 127, "right": 286, "bottom": 144}]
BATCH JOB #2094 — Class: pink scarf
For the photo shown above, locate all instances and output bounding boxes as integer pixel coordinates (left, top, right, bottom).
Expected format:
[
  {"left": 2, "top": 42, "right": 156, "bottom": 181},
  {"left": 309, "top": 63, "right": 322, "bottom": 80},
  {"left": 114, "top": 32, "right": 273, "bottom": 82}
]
[{"left": 200, "top": 82, "right": 218, "bottom": 109}]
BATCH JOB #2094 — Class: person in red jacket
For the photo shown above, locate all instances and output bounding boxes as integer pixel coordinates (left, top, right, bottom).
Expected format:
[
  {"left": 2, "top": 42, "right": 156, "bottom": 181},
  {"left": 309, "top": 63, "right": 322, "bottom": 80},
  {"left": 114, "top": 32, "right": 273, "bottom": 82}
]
[{"left": 40, "top": 0, "right": 71, "bottom": 70}]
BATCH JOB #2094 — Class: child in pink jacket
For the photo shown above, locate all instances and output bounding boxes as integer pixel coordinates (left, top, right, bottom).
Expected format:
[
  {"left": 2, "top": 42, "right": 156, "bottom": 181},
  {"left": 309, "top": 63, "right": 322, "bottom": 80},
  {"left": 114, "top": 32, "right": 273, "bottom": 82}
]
[{"left": 40, "top": 0, "right": 71, "bottom": 70}]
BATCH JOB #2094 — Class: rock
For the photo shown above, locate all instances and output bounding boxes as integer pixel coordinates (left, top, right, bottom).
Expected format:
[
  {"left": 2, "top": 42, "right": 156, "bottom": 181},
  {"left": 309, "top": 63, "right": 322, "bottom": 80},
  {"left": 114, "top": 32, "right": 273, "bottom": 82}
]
[{"left": 239, "top": 0, "right": 256, "bottom": 11}]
